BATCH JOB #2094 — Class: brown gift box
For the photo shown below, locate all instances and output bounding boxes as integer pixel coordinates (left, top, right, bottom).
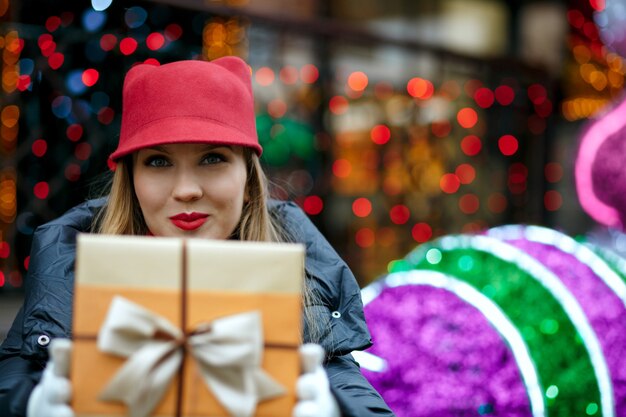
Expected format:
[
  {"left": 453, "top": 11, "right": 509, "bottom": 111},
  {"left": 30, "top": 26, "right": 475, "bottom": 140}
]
[{"left": 72, "top": 234, "right": 304, "bottom": 417}]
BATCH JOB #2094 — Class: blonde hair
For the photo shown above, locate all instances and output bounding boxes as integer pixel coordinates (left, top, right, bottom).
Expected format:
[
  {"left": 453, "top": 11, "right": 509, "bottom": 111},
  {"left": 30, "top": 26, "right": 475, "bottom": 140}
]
[{"left": 93, "top": 149, "right": 322, "bottom": 343}]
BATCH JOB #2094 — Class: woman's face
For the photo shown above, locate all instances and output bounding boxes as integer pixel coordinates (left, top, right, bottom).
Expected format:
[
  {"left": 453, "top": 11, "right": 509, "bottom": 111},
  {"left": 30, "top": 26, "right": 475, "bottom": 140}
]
[{"left": 133, "top": 143, "right": 248, "bottom": 239}]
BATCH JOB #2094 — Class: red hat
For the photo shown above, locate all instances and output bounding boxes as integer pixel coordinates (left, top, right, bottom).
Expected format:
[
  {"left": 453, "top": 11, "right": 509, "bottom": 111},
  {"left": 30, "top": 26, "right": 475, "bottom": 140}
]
[{"left": 109, "top": 56, "right": 262, "bottom": 161}]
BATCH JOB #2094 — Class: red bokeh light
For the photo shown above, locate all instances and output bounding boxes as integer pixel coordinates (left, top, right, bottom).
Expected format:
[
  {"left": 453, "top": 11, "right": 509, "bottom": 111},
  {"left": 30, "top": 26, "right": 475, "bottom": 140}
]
[
  {"left": 279, "top": 66, "right": 299, "bottom": 85},
  {"left": 544, "top": 190, "right": 563, "bottom": 211},
  {"left": 143, "top": 58, "right": 160, "bottom": 66},
  {"left": 389, "top": 204, "right": 410, "bottom": 225},
  {"left": 303, "top": 195, "right": 324, "bottom": 215},
  {"left": 457, "top": 107, "right": 478, "bottom": 128},
  {"left": 431, "top": 120, "right": 451, "bottom": 138},
  {"left": 100, "top": 34, "right": 117, "bottom": 51},
  {"left": 355, "top": 228, "right": 375, "bottom": 248},
  {"left": 412, "top": 223, "right": 432, "bottom": 243},
  {"left": 255, "top": 67, "right": 275, "bottom": 86},
  {"left": 407, "top": 77, "right": 434, "bottom": 99},
  {"left": 440, "top": 173, "right": 461, "bottom": 194},
  {"left": 329, "top": 96, "right": 349, "bottom": 115},
  {"left": 75, "top": 143, "right": 92, "bottom": 161},
  {"left": 34, "top": 182, "right": 50, "bottom": 199},
  {"left": 459, "top": 194, "right": 480, "bottom": 214},
  {"left": 567, "top": 9, "right": 585, "bottom": 28},
  {"left": 17, "top": 75, "right": 31, "bottom": 91},
  {"left": 332, "top": 159, "right": 352, "bottom": 178},
  {"left": 545, "top": 162, "right": 563, "bottom": 183},
  {"left": 495, "top": 85, "right": 515, "bottom": 105},
  {"left": 0, "top": 271, "right": 4, "bottom": 287},
  {"left": 46, "top": 16, "right": 61, "bottom": 32},
  {"left": 66, "top": 124, "right": 83, "bottom": 142},
  {"left": 461, "top": 135, "right": 482, "bottom": 156},
  {"left": 535, "top": 99, "right": 553, "bottom": 118},
  {"left": 146, "top": 32, "right": 165, "bottom": 50},
  {"left": 82, "top": 69, "right": 99, "bottom": 87},
  {"left": 474, "top": 87, "right": 495, "bottom": 108},
  {"left": 165, "top": 24, "right": 183, "bottom": 41},
  {"left": 352, "top": 198, "right": 372, "bottom": 218},
  {"left": 589, "top": 0, "right": 605, "bottom": 12},
  {"left": 370, "top": 125, "right": 391, "bottom": 145},
  {"left": 300, "top": 64, "right": 319, "bottom": 84},
  {"left": 498, "top": 135, "right": 519, "bottom": 156},
  {"left": 48, "top": 52, "right": 64, "bottom": 70},
  {"left": 267, "top": 99, "right": 287, "bottom": 118},
  {"left": 0, "top": 242, "right": 9, "bottom": 258},
  {"left": 119, "top": 37, "right": 138, "bottom": 55},
  {"left": 32, "top": 139, "right": 47, "bottom": 157},
  {"left": 24, "top": 256, "right": 30, "bottom": 270},
  {"left": 348, "top": 71, "right": 368, "bottom": 91},
  {"left": 527, "top": 83, "right": 547, "bottom": 105},
  {"left": 455, "top": 164, "right": 476, "bottom": 184}
]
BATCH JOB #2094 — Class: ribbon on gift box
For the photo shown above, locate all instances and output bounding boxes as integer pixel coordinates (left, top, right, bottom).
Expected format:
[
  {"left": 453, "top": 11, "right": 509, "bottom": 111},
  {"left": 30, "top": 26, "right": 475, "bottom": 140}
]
[{"left": 96, "top": 295, "right": 286, "bottom": 417}]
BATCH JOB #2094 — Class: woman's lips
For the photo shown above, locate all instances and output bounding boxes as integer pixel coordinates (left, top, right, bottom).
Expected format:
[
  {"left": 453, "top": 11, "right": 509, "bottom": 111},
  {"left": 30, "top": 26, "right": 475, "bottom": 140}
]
[{"left": 169, "top": 212, "right": 209, "bottom": 231}]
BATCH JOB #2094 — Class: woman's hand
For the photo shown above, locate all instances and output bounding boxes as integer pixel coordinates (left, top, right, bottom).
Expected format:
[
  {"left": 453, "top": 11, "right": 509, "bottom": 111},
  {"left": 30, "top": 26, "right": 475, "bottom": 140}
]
[
  {"left": 293, "top": 344, "right": 340, "bottom": 417},
  {"left": 27, "top": 338, "right": 74, "bottom": 417}
]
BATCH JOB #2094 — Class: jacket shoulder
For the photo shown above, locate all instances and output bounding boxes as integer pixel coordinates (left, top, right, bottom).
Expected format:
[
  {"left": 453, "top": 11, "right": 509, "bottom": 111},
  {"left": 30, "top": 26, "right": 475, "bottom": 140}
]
[
  {"left": 269, "top": 200, "right": 372, "bottom": 355},
  {"left": 1, "top": 199, "right": 104, "bottom": 362}
]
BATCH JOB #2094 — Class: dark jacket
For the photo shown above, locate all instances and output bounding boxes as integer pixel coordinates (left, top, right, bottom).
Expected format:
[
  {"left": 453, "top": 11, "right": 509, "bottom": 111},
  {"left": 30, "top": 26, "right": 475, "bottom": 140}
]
[{"left": 0, "top": 199, "right": 394, "bottom": 417}]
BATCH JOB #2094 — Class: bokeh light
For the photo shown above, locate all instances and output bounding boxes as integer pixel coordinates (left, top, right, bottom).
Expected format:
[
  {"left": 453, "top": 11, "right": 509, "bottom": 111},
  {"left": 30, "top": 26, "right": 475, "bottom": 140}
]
[
  {"left": 390, "top": 204, "right": 410, "bottom": 225},
  {"left": 407, "top": 77, "right": 434, "bottom": 99},
  {"left": 495, "top": 85, "right": 515, "bottom": 105},
  {"left": 300, "top": 64, "right": 319, "bottom": 84},
  {"left": 455, "top": 164, "right": 476, "bottom": 184},
  {"left": 461, "top": 135, "right": 482, "bottom": 156},
  {"left": 457, "top": 107, "right": 478, "bottom": 128},
  {"left": 459, "top": 194, "right": 480, "bottom": 214},
  {"left": 355, "top": 228, "right": 375, "bottom": 248},
  {"left": 348, "top": 71, "right": 368, "bottom": 92},
  {"left": 302, "top": 195, "right": 323, "bottom": 215},
  {"left": 119, "top": 37, "right": 138, "bottom": 55},
  {"left": 544, "top": 190, "right": 562, "bottom": 211},
  {"left": 353, "top": 197, "right": 372, "bottom": 217},
  {"left": 498, "top": 135, "right": 519, "bottom": 156},
  {"left": 412, "top": 223, "right": 432, "bottom": 243},
  {"left": 440, "top": 173, "right": 461, "bottom": 194},
  {"left": 32, "top": 139, "right": 47, "bottom": 157},
  {"left": 474, "top": 87, "right": 495, "bottom": 108},
  {"left": 333, "top": 159, "right": 352, "bottom": 178},
  {"left": 255, "top": 67, "right": 274, "bottom": 86},
  {"left": 33, "top": 182, "right": 49, "bottom": 199},
  {"left": 371, "top": 125, "right": 391, "bottom": 145}
]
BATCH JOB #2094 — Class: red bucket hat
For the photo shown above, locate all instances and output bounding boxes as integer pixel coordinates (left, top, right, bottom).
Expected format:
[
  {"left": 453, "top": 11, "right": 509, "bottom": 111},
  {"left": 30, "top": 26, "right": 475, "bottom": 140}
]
[{"left": 109, "top": 56, "right": 262, "bottom": 162}]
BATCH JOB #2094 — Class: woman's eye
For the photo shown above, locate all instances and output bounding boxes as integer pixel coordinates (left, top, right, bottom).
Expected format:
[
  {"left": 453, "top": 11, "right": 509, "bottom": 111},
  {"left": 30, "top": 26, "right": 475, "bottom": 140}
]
[
  {"left": 201, "top": 153, "right": 226, "bottom": 164},
  {"left": 145, "top": 156, "right": 170, "bottom": 167}
]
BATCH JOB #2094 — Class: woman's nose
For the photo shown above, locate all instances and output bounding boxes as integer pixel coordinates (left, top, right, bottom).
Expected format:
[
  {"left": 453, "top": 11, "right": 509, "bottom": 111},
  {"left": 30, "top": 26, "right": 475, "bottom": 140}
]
[{"left": 171, "top": 171, "right": 203, "bottom": 201}]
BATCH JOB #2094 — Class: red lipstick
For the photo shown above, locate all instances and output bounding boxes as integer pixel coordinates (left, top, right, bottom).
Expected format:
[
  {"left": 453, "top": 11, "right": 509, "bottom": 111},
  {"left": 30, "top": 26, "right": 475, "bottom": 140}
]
[{"left": 169, "top": 212, "right": 208, "bottom": 231}]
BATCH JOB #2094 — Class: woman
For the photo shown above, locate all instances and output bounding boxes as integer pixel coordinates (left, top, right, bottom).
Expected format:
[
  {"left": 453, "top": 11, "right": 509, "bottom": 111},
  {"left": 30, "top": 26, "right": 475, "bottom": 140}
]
[{"left": 0, "top": 57, "right": 394, "bottom": 417}]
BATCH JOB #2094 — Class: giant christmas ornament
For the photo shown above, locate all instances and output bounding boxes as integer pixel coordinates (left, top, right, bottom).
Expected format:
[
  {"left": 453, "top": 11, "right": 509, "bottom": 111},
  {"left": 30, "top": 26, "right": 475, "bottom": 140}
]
[
  {"left": 575, "top": 96, "right": 626, "bottom": 229},
  {"left": 357, "top": 231, "right": 626, "bottom": 417}
]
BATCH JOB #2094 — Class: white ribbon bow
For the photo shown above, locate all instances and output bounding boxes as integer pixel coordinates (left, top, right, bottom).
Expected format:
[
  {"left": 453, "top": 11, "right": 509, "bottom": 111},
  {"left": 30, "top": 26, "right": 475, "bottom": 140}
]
[{"left": 96, "top": 296, "right": 286, "bottom": 417}]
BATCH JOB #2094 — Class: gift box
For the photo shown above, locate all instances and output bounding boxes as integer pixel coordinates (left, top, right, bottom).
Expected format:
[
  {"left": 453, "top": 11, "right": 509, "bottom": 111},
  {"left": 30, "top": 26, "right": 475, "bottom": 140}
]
[{"left": 72, "top": 234, "right": 304, "bottom": 417}]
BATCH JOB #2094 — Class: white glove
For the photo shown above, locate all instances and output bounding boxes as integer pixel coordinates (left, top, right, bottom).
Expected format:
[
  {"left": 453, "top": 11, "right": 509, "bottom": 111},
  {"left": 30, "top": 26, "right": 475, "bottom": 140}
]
[
  {"left": 27, "top": 338, "right": 74, "bottom": 417},
  {"left": 293, "top": 343, "right": 340, "bottom": 417}
]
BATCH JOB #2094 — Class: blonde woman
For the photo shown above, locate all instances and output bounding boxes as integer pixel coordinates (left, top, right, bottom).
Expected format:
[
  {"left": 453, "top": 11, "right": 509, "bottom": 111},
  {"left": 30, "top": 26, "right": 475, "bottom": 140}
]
[{"left": 0, "top": 57, "right": 394, "bottom": 417}]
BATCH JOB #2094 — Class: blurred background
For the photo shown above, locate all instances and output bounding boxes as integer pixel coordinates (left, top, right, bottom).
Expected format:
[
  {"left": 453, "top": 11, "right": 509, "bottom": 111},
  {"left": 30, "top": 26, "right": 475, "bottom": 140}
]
[
  {"left": 4, "top": 1, "right": 626, "bottom": 416},
  {"left": 0, "top": 0, "right": 616, "bottom": 354}
]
